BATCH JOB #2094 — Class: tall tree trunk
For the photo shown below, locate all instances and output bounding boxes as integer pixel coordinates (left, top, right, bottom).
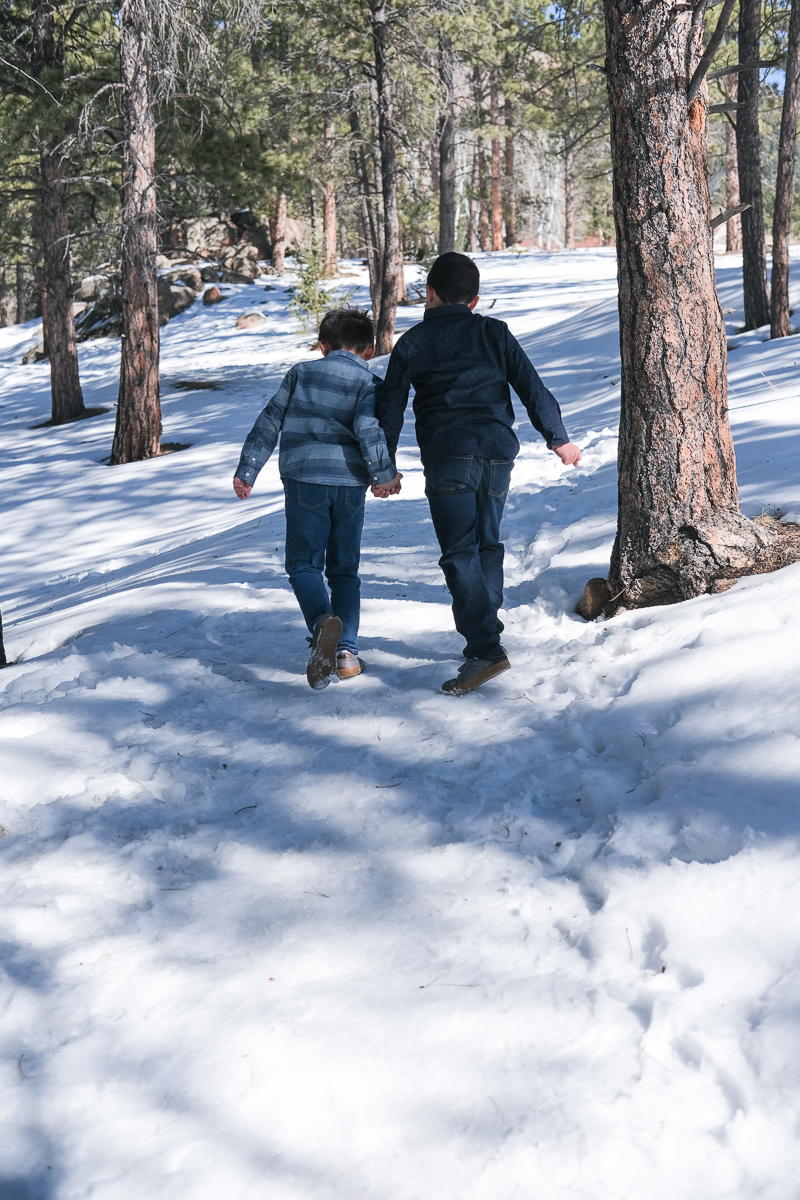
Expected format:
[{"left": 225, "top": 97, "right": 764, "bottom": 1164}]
[
  {"left": 477, "top": 139, "right": 490, "bottom": 251},
  {"left": 0, "top": 267, "right": 9, "bottom": 327},
  {"left": 368, "top": 75, "right": 387, "bottom": 270},
  {"left": 41, "top": 139, "right": 85, "bottom": 421},
  {"left": 33, "top": 1, "right": 84, "bottom": 423},
  {"left": 490, "top": 85, "right": 503, "bottom": 251},
  {"left": 722, "top": 76, "right": 742, "bottom": 252},
  {"left": 111, "top": 0, "right": 161, "bottom": 465},
  {"left": 601, "top": 0, "right": 774, "bottom": 614},
  {"left": 771, "top": 0, "right": 800, "bottom": 338},
  {"left": 504, "top": 99, "right": 517, "bottom": 246},
  {"left": 369, "top": 0, "right": 401, "bottom": 356},
  {"left": 0, "top": 610, "right": 6, "bottom": 668},
  {"left": 272, "top": 189, "right": 287, "bottom": 274},
  {"left": 469, "top": 139, "right": 480, "bottom": 251},
  {"left": 323, "top": 118, "right": 337, "bottom": 278},
  {"left": 737, "top": 0, "right": 770, "bottom": 329},
  {"left": 15, "top": 263, "right": 25, "bottom": 323},
  {"left": 564, "top": 141, "right": 575, "bottom": 250},
  {"left": 348, "top": 99, "right": 382, "bottom": 321},
  {"left": 438, "top": 33, "right": 456, "bottom": 253}
]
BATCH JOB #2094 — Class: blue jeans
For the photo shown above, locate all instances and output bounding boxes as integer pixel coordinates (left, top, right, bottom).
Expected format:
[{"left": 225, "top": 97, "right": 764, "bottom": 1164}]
[
  {"left": 283, "top": 479, "right": 366, "bottom": 655},
  {"left": 424, "top": 455, "right": 513, "bottom": 660}
]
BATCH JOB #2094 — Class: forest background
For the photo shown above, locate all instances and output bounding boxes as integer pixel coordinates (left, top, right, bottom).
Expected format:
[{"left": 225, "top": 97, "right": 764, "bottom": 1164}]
[{"left": 1, "top": 0, "right": 797, "bottom": 351}]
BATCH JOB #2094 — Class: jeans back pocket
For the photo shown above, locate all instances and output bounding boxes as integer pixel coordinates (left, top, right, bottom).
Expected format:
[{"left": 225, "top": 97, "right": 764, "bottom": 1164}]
[{"left": 425, "top": 456, "right": 474, "bottom": 495}]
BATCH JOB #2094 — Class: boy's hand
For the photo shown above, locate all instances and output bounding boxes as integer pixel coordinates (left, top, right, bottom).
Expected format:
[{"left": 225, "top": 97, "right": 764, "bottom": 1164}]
[
  {"left": 553, "top": 443, "right": 582, "bottom": 467},
  {"left": 371, "top": 472, "right": 403, "bottom": 498},
  {"left": 233, "top": 476, "right": 252, "bottom": 499}
]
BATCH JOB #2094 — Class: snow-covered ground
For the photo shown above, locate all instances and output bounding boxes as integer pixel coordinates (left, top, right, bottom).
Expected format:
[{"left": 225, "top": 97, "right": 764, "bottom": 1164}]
[{"left": 2, "top": 250, "right": 800, "bottom": 1200}]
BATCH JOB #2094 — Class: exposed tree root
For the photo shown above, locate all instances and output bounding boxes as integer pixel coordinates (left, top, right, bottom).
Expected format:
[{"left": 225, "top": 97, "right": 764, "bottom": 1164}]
[{"left": 577, "top": 516, "right": 800, "bottom": 620}]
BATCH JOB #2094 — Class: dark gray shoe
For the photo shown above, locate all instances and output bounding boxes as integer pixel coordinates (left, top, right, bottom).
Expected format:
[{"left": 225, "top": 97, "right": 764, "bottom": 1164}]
[
  {"left": 441, "top": 655, "right": 511, "bottom": 696},
  {"left": 307, "top": 613, "right": 343, "bottom": 690}
]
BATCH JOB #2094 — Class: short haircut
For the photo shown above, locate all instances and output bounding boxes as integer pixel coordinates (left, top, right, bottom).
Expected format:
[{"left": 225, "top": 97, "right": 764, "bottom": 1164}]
[
  {"left": 427, "top": 252, "right": 480, "bottom": 305},
  {"left": 318, "top": 307, "right": 374, "bottom": 353}
]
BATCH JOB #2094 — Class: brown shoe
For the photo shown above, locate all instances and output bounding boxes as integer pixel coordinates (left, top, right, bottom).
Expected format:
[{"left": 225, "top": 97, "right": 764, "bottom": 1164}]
[
  {"left": 337, "top": 652, "right": 365, "bottom": 680},
  {"left": 441, "top": 655, "right": 511, "bottom": 696},
  {"left": 307, "top": 613, "right": 343, "bottom": 690}
]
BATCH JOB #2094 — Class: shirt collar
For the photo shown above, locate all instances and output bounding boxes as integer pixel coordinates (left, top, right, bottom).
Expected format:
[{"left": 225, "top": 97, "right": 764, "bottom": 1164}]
[
  {"left": 423, "top": 304, "right": 473, "bottom": 320},
  {"left": 325, "top": 348, "right": 371, "bottom": 371}
]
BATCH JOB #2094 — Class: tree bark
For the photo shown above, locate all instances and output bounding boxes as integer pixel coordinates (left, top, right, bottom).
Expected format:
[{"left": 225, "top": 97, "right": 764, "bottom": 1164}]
[
  {"left": 564, "top": 141, "right": 575, "bottom": 250},
  {"left": 469, "top": 138, "right": 480, "bottom": 252},
  {"left": 348, "top": 98, "right": 382, "bottom": 321},
  {"left": 272, "top": 189, "right": 287, "bottom": 274},
  {"left": 323, "top": 118, "right": 337, "bottom": 278},
  {"left": 0, "top": 267, "right": 9, "bottom": 327},
  {"left": 602, "top": 0, "right": 774, "bottom": 613},
  {"left": 0, "top": 610, "right": 6, "bottom": 668},
  {"left": 41, "top": 139, "right": 85, "bottom": 421},
  {"left": 490, "top": 85, "right": 503, "bottom": 251},
  {"left": 724, "top": 128, "right": 742, "bottom": 250},
  {"left": 477, "top": 137, "right": 490, "bottom": 251},
  {"left": 438, "top": 33, "right": 456, "bottom": 253},
  {"left": 737, "top": 0, "right": 770, "bottom": 329},
  {"left": 504, "top": 99, "right": 517, "bottom": 246},
  {"left": 15, "top": 263, "right": 25, "bottom": 323},
  {"left": 33, "top": 1, "right": 85, "bottom": 423},
  {"left": 369, "top": 0, "right": 401, "bottom": 356},
  {"left": 111, "top": 0, "right": 161, "bottom": 464},
  {"left": 770, "top": 0, "right": 800, "bottom": 338}
]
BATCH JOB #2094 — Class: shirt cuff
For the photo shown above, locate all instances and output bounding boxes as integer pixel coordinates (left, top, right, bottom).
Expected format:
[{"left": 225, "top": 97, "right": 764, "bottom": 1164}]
[
  {"left": 370, "top": 464, "right": 398, "bottom": 485},
  {"left": 235, "top": 459, "right": 258, "bottom": 484}
]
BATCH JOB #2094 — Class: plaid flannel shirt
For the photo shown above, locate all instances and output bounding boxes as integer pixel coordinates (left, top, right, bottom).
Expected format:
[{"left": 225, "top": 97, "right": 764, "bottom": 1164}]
[{"left": 235, "top": 350, "right": 397, "bottom": 489}]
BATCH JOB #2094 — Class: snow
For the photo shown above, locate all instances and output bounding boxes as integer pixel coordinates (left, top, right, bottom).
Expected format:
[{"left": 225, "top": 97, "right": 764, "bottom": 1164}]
[{"left": 2, "top": 250, "right": 800, "bottom": 1199}]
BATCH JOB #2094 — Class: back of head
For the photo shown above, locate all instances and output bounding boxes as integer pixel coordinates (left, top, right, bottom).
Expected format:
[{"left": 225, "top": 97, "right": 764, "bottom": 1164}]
[
  {"left": 427, "top": 252, "right": 480, "bottom": 306},
  {"left": 318, "top": 307, "right": 374, "bottom": 353}
]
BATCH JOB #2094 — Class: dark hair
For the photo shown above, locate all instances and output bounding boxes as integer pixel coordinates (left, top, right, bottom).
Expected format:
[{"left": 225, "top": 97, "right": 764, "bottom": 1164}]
[
  {"left": 426, "top": 252, "right": 480, "bottom": 305},
  {"left": 318, "top": 307, "right": 374, "bottom": 352}
]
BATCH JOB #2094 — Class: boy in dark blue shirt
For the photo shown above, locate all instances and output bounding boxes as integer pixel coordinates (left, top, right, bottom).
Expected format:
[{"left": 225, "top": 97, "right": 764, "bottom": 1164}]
[{"left": 374, "top": 252, "right": 581, "bottom": 695}]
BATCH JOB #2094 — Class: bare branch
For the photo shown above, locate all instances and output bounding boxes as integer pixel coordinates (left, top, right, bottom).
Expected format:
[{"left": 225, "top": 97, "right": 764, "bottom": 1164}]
[
  {"left": 711, "top": 202, "right": 750, "bottom": 229},
  {"left": 687, "top": 0, "right": 737, "bottom": 107}
]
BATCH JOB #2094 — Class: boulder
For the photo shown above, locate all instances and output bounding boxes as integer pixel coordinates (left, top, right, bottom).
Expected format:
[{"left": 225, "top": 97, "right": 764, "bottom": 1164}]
[
  {"left": 74, "top": 291, "right": 123, "bottom": 341},
  {"left": 74, "top": 274, "right": 110, "bottom": 302},
  {"left": 181, "top": 215, "right": 238, "bottom": 257},
  {"left": 203, "top": 286, "right": 224, "bottom": 306},
  {"left": 200, "top": 264, "right": 223, "bottom": 283},
  {"left": 236, "top": 311, "right": 267, "bottom": 330},
  {"left": 22, "top": 342, "right": 47, "bottom": 364},
  {"left": 162, "top": 265, "right": 203, "bottom": 292},
  {"left": 220, "top": 268, "right": 255, "bottom": 285},
  {"left": 222, "top": 243, "right": 261, "bottom": 279},
  {"left": 157, "top": 276, "right": 196, "bottom": 325},
  {"left": 155, "top": 254, "right": 173, "bottom": 270}
]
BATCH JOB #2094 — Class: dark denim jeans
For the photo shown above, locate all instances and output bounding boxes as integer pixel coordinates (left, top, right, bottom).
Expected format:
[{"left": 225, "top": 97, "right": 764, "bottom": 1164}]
[
  {"left": 424, "top": 455, "right": 513, "bottom": 660},
  {"left": 283, "top": 479, "right": 366, "bottom": 655}
]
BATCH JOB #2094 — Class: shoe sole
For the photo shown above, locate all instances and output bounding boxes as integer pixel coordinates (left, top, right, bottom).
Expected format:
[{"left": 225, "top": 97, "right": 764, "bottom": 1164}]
[
  {"left": 307, "top": 614, "right": 343, "bottom": 690},
  {"left": 442, "top": 657, "right": 511, "bottom": 696},
  {"left": 337, "top": 657, "right": 365, "bottom": 680}
]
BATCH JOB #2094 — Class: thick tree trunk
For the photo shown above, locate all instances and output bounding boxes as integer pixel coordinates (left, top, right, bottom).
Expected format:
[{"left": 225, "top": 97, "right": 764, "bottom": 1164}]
[
  {"left": 323, "top": 118, "right": 337, "bottom": 278},
  {"left": 369, "top": 0, "right": 401, "bottom": 355},
  {"left": 111, "top": 0, "right": 161, "bottom": 465},
  {"left": 564, "top": 142, "right": 575, "bottom": 250},
  {"left": 601, "top": 0, "right": 777, "bottom": 613},
  {"left": 272, "top": 189, "right": 287, "bottom": 274},
  {"left": 0, "top": 267, "right": 9, "bottom": 327},
  {"left": 41, "top": 139, "right": 85, "bottom": 422},
  {"left": 438, "top": 33, "right": 456, "bottom": 254},
  {"left": 737, "top": 0, "right": 770, "bottom": 329},
  {"left": 477, "top": 139, "right": 490, "bottom": 251},
  {"left": 490, "top": 86, "right": 503, "bottom": 251},
  {"left": 504, "top": 100, "right": 517, "bottom": 246},
  {"left": 0, "top": 611, "right": 6, "bottom": 668},
  {"left": 771, "top": 0, "right": 800, "bottom": 338},
  {"left": 15, "top": 263, "right": 25, "bottom": 323}
]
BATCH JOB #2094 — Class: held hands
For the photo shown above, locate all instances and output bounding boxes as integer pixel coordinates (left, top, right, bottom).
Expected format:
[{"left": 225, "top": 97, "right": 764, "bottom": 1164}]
[
  {"left": 233, "top": 476, "right": 252, "bottom": 499},
  {"left": 553, "top": 442, "right": 582, "bottom": 468},
  {"left": 371, "top": 471, "right": 403, "bottom": 499}
]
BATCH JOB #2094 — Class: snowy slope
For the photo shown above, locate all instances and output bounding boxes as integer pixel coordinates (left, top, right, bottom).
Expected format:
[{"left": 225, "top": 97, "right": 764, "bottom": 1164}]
[{"left": 1, "top": 251, "right": 800, "bottom": 1200}]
